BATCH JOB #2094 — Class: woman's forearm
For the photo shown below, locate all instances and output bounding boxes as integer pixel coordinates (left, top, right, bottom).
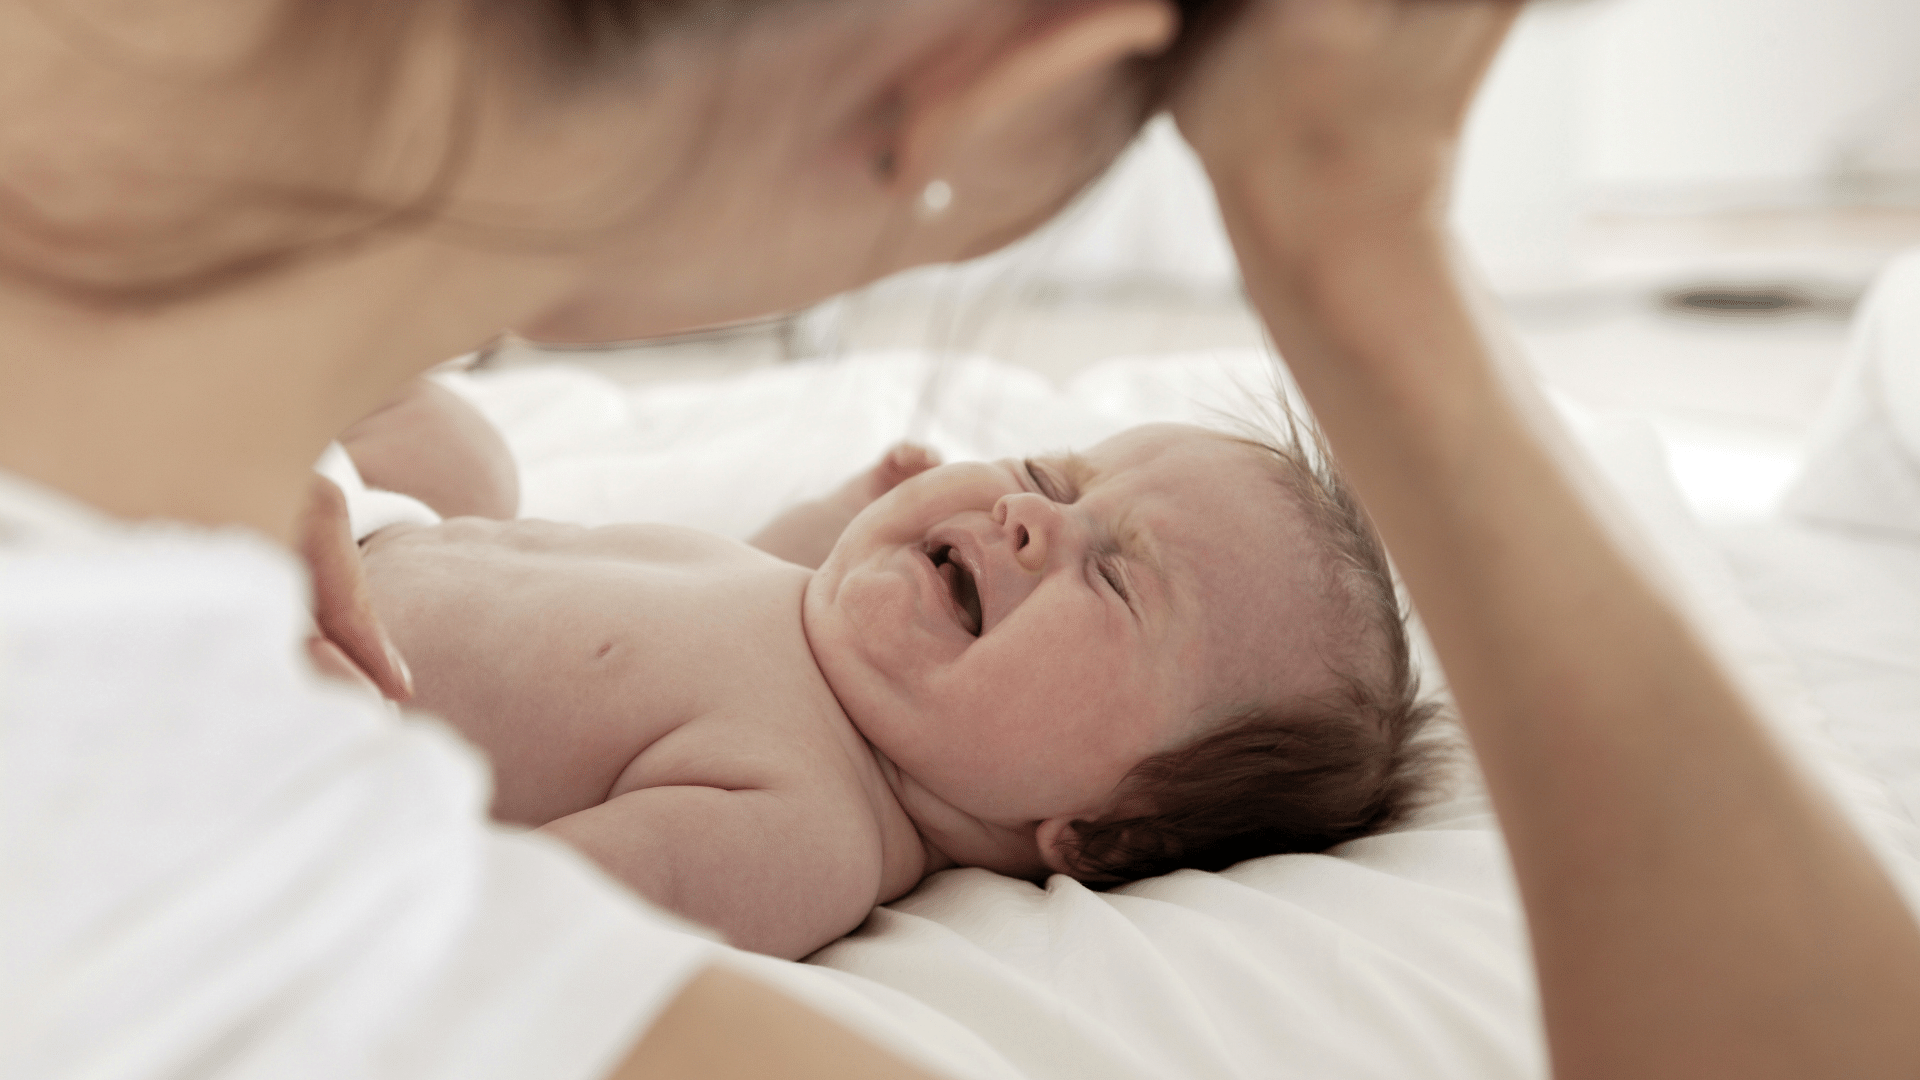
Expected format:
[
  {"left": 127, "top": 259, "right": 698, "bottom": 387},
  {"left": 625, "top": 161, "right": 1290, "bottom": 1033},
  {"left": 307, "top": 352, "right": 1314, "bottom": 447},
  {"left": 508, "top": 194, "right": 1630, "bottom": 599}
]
[
  {"left": 1233, "top": 216, "right": 1920, "bottom": 1080},
  {"left": 610, "top": 966, "right": 944, "bottom": 1080}
]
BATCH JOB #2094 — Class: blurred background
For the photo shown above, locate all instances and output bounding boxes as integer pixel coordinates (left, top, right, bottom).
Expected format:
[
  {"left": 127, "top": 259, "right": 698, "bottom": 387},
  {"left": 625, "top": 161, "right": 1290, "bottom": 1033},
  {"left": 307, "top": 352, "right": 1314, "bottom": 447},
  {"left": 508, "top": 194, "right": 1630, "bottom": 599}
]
[{"left": 489, "top": 0, "right": 1920, "bottom": 524}]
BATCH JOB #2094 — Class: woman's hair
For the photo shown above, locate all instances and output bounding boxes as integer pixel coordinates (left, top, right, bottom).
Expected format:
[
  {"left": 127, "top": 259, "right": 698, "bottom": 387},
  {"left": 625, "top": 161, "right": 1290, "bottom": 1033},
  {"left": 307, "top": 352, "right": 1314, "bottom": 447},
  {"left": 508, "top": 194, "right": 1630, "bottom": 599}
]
[
  {"left": 1059, "top": 417, "right": 1446, "bottom": 883},
  {"left": 0, "top": 0, "right": 1235, "bottom": 307},
  {"left": 544, "top": 0, "right": 1234, "bottom": 62},
  {"left": 0, "top": 1, "right": 478, "bottom": 304}
]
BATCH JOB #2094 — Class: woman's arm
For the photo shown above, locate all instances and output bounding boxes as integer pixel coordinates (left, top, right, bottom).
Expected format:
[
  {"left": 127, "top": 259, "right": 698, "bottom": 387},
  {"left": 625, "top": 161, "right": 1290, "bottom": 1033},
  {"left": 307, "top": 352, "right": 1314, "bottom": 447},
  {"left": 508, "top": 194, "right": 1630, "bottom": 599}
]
[
  {"left": 1176, "top": 3, "right": 1920, "bottom": 1078},
  {"left": 608, "top": 965, "right": 946, "bottom": 1080}
]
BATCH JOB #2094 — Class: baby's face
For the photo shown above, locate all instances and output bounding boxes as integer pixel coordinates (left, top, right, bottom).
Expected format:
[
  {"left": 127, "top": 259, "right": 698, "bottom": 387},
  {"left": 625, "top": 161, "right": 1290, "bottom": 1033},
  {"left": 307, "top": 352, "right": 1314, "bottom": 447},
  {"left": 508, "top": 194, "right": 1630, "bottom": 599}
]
[{"left": 803, "top": 423, "right": 1334, "bottom": 853}]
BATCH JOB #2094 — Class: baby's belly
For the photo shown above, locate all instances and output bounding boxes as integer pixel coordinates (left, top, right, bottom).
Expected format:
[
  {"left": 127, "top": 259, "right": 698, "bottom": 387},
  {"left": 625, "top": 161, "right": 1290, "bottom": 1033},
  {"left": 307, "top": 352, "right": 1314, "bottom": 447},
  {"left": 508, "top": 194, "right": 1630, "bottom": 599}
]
[{"left": 363, "top": 518, "right": 816, "bottom": 826}]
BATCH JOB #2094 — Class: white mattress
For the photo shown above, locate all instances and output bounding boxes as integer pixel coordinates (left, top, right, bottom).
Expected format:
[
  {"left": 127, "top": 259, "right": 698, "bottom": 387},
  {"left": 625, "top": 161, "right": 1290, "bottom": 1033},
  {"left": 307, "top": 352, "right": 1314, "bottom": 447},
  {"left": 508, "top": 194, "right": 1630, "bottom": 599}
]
[{"left": 445, "top": 348, "right": 1920, "bottom": 1080}]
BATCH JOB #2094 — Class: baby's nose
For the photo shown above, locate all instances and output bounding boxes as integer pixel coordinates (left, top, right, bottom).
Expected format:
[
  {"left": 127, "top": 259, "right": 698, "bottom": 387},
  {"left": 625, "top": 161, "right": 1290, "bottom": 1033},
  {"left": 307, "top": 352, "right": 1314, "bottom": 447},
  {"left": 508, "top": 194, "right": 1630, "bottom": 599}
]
[{"left": 995, "top": 492, "right": 1061, "bottom": 572}]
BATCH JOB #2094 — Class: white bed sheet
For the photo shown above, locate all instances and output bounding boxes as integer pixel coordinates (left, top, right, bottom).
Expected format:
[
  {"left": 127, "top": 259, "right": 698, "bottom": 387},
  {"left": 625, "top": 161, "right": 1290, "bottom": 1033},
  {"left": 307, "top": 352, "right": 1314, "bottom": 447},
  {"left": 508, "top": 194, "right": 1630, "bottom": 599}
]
[
  {"left": 1718, "top": 522, "right": 1920, "bottom": 850},
  {"left": 445, "top": 350, "right": 1919, "bottom": 1080}
]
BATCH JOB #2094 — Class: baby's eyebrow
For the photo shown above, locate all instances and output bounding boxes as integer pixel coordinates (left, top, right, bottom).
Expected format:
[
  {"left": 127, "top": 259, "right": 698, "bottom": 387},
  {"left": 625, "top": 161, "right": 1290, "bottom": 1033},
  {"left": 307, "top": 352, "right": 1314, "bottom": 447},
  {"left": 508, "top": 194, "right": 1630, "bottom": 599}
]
[
  {"left": 1054, "top": 451, "right": 1095, "bottom": 492},
  {"left": 1059, "top": 452, "right": 1167, "bottom": 603},
  {"left": 1111, "top": 511, "right": 1166, "bottom": 600}
]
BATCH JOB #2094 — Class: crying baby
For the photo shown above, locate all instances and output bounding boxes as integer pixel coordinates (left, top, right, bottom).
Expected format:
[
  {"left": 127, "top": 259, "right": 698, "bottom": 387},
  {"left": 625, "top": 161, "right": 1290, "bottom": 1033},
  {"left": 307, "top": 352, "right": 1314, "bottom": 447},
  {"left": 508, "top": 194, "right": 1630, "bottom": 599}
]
[{"left": 351, "top": 380, "right": 1439, "bottom": 959}]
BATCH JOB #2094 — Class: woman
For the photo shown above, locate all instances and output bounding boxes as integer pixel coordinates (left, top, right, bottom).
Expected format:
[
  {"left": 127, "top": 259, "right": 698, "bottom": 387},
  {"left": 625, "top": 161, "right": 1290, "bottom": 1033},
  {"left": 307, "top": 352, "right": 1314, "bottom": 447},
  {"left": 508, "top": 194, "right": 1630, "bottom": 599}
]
[{"left": 1, "top": 3, "right": 1914, "bottom": 1080}]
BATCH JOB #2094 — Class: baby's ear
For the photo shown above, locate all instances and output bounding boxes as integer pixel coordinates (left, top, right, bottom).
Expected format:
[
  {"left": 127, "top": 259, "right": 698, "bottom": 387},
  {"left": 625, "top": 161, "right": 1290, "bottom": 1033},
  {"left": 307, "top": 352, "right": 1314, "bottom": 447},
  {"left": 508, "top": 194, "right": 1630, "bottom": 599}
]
[{"left": 1034, "top": 816, "right": 1084, "bottom": 877}]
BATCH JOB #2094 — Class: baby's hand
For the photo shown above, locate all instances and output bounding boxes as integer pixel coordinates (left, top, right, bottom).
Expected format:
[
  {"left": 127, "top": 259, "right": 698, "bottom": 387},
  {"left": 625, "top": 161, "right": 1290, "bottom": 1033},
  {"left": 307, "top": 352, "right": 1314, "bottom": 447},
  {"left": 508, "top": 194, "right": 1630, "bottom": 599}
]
[
  {"left": 832, "top": 443, "right": 941, "bottom": 516},
  {"left": 749, "top": 444, "right": 941, "bottom": 570}
]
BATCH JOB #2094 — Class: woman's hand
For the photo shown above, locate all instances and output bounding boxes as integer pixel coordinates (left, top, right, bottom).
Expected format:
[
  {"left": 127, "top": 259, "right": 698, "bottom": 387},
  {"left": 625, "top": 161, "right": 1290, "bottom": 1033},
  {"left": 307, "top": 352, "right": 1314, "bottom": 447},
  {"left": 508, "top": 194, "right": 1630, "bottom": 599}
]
[
  {"left": 298, "top": 473, "right": 414, "bottom": 703},
  {"left": 1173, "top": 0, "right": 1521, "bottom": 255},
  {"left": 1167, "top": 0, "right": 1526, "bottom": 451}
]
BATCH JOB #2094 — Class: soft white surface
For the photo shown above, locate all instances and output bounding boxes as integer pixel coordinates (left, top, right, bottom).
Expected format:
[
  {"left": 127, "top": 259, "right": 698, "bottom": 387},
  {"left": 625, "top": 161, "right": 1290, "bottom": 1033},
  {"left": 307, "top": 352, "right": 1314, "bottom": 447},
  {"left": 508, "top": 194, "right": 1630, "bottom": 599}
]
[
  {"left": 1783, "top": 250, "right": 1920, "bottom": 536},
  {"left": 0, "top": 476, "right": 713, "bottom": 1080},
  {"left": 447, "top": 346, "right": 1919, "bottom": 1080},
  {"left": 1718, "top": 521, "right": 1920, "bottom": 852}
]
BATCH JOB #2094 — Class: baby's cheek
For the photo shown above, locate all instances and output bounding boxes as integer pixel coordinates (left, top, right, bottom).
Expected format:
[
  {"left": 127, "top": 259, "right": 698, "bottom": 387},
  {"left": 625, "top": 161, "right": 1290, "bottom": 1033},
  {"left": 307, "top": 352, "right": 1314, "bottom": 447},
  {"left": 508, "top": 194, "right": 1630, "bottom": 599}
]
[
  {"left": 1025, "top": 633, "right": 1126, "bottom": 702},
  {"left": 815, "top": 568, "right": 934, "bottom": 682},
  {"left": 1050, "top": 666, "right": 1172, "bottom": 761},
  {"left": 822, "top": 567, "right": 894, "bottom": 632}
]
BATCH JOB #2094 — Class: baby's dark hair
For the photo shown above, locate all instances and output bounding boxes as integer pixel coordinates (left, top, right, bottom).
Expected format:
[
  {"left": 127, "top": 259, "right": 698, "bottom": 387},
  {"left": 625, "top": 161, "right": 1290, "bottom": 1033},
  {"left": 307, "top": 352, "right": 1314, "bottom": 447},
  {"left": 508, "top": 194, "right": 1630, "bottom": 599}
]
[{"left": 1059, "top": 416, "right": 1443, "bottom": 882}]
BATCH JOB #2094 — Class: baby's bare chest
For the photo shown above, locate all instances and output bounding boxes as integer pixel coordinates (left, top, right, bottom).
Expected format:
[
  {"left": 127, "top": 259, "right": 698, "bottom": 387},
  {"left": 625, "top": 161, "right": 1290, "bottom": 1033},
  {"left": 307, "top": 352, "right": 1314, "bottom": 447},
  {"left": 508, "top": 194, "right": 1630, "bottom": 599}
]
[{"left": 364, "top": 519, "right": 850, "bottom": 825}]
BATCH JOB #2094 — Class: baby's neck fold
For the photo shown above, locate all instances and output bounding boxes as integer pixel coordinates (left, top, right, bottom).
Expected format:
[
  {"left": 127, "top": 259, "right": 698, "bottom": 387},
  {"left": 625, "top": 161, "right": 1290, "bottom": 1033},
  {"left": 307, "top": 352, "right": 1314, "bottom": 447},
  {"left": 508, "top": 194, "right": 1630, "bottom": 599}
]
[{"left": 865, "top": 746, "right": 1049, "bottom": 882}]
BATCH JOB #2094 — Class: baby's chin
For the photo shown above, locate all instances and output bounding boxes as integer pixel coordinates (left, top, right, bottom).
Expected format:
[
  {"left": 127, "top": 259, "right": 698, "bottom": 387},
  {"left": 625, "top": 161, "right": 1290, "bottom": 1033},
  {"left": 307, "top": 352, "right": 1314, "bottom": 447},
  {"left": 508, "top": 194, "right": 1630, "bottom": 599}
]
[
  {"left": 795, "top": 560, "right": 873, "bottom": 720},
  {"left": 796, "top": 558, "right": 835, "bottom": 639}
]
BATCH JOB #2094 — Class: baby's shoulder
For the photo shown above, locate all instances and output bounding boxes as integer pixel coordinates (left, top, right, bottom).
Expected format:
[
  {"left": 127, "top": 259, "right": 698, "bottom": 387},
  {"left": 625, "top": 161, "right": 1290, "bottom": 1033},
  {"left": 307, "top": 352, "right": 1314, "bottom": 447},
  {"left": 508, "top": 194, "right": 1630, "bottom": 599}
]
[
  {"left": 613, "top": 705, "right": 931, "bottom": 905},
  {"left": 618, "top": 693, "right": 867, "bottom": 792}
]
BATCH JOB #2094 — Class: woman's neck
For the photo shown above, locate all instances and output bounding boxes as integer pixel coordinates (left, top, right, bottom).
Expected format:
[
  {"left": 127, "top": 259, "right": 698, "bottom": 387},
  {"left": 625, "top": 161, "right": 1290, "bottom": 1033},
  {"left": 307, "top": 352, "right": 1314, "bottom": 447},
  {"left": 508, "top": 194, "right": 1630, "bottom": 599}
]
[{"left": 0, "top": 239, "right": 570, "bottom": 544}]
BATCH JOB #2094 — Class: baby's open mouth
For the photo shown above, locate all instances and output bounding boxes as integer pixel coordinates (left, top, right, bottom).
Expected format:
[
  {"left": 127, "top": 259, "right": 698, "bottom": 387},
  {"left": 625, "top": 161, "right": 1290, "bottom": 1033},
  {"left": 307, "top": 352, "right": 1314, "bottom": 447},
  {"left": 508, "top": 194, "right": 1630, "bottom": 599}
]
[{"left": 929, "top": 544, "right": 982, "bottom": 636}]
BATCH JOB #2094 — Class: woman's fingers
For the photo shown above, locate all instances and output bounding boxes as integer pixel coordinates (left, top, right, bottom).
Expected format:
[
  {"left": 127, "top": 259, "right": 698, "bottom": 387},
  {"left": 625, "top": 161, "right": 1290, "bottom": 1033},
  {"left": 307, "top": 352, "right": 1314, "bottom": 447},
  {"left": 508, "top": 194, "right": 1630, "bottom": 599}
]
[
  {"left": 306, "top": 634, "right": 384, "bottom": 699},
  {"left": 1173, "top": 0, "right": 1523, "bottom": 234},
  {"left": 299, "top": 474, "right": 414, "bottom": 702}
]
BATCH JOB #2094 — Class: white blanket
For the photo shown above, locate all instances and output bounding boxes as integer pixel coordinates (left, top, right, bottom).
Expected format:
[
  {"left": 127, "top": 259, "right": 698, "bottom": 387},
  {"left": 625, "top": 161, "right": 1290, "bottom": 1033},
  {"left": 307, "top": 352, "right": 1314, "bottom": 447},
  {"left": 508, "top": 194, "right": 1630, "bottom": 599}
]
[{"left": 445, "top": 347, "right": 1917, "bottom": 1080}]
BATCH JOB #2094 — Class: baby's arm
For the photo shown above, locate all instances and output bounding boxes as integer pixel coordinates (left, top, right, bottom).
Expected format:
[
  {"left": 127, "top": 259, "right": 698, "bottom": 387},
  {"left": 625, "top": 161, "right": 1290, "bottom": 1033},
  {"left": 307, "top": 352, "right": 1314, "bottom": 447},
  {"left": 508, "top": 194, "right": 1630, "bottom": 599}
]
[
  {"left": 543, "top": 782, "right": 886, "bottom": 960},
  {"left": 338, "top": 376, "right": 520, "bottom": 521},
  {"left": 750, "top": 444, "right": 938, "bottom": 569}
]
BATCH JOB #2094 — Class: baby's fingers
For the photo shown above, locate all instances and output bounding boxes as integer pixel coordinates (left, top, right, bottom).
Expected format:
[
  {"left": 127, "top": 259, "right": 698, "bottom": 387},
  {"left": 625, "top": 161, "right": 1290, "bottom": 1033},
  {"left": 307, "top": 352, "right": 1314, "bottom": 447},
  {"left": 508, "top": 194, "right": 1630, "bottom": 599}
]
[
  {"left": 832, "top": 443, "right": 943, "bottom": 514},
  {"left": 861, "top": 443, "right": 941, "bottom": 501},
  {"left": 877, "top": 443, "right": 942, "bottom": 489}
]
